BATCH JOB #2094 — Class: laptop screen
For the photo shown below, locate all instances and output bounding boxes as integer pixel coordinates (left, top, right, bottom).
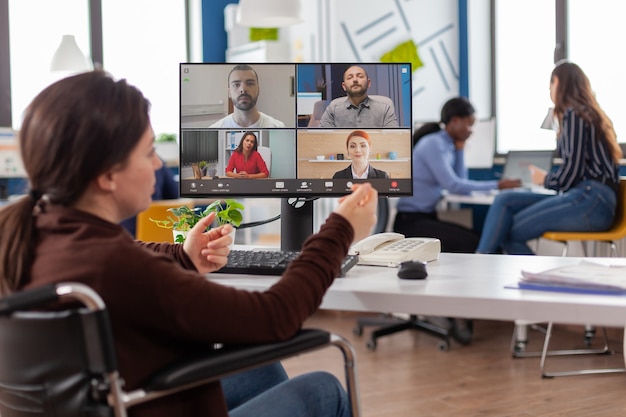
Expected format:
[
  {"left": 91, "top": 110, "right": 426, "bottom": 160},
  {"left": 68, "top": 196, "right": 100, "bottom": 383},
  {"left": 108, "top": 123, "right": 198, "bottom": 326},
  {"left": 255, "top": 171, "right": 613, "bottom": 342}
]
[{"left": 502, "top": 150, "right": 554, "bottom": 186}]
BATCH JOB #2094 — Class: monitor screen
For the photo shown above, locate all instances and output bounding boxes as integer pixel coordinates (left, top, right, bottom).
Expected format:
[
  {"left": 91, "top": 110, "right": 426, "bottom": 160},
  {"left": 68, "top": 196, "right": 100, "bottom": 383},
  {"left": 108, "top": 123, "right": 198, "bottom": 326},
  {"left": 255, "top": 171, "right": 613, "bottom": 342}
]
[{"left": 179, "top": 62, "right": 413, "bottom": 199}]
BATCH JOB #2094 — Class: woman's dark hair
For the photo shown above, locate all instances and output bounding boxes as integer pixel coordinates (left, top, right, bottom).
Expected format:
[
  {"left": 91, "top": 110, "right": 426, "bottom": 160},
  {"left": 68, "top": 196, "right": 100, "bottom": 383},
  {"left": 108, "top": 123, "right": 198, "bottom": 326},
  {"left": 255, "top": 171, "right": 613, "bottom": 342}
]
[
  {"left": 412, "top": 123, "right": 441, "bottom": 147},
  {"left": 440, "top": 97, "right": 475, "bottom": 124},
  {"left": 550, "top": 60, "right": 622, "bottom": 162},
  {"left": 235, "top": 131, "right": 258, "bottom": 153},
  {"left": 0, "top": 70, "right": 151, "bottom": 294},
  {"left": 412, "top": 97, "right": 475, "bottom": 147}
]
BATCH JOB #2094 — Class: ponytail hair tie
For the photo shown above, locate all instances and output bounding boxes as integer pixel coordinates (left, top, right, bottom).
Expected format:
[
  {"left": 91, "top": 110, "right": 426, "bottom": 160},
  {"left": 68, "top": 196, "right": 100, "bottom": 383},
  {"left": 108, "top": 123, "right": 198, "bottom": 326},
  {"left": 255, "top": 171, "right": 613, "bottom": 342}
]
[
  {"left": 29, "top": 190, "right": 43, "bottom": 201},
  {"left": 29, "top": 190, "right": 46, "bottom": 216}
]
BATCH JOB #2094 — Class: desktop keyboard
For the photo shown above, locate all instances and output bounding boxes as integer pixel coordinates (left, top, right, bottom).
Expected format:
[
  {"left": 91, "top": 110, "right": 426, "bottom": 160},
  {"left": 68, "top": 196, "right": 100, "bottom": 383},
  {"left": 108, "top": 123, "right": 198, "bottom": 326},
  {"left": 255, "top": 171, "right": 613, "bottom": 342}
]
[{"left": 214, "top": 250, "right": 359, "bottom": 277}]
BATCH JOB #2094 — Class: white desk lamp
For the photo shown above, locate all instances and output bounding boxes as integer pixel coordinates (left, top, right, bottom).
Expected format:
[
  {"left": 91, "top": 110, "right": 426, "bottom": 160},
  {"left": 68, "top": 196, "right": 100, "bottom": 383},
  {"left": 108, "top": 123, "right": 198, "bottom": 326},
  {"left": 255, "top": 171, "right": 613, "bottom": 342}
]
[
  {"left": 50, "top": 35, "right": 93, "bottom": 73},
  {"left": 540, "top": 107, "right": 557, "bottom": 131}
]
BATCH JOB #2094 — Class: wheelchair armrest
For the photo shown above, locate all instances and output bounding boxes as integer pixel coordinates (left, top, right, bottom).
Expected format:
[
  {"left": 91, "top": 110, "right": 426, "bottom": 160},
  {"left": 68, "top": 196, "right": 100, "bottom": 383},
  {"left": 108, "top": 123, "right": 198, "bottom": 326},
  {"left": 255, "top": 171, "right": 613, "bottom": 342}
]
[
  {"left": 144, "top": 328, "right": 331, "bottom": 391},
  {"left": 0, "top": 282, "right": 105, "bottom": 314},
  {"left": 0, "top": 284, "right": 59, "bottom": 314}
]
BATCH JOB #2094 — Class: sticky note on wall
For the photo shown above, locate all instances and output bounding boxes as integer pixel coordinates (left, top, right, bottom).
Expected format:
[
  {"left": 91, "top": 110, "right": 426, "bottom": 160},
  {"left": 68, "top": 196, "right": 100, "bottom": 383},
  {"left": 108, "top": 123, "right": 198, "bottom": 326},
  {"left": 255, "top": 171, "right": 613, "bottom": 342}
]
[{"left": 380, "top": 40, "right": 423, "bottom": 72}]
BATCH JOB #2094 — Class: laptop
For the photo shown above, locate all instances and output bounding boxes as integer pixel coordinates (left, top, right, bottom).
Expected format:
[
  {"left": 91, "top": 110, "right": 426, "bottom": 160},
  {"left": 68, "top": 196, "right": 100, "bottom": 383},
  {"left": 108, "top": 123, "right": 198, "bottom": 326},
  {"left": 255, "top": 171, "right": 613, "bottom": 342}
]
[{"left": 502, "top": 150, "right": 554, "bottom": 189}]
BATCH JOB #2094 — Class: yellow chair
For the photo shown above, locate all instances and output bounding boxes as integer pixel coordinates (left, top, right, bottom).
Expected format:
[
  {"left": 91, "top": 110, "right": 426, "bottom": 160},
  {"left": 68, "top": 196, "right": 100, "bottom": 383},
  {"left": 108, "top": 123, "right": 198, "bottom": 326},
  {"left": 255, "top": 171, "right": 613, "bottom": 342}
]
[
  {"left": 136, "top": 199, "right": 195, "bottom": 243},
  {"left": 513, "top": 178, "right": 626, "bottom": 377},
  {"left": 542, "top": 178, "right": 626, "bottom": 256}
]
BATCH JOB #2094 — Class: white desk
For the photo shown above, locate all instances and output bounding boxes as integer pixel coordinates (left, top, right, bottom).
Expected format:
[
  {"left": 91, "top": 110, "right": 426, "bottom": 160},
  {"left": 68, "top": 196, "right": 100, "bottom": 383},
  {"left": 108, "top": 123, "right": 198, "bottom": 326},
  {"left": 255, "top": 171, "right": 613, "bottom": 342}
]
[
  {"left": 442, "top": 188, "right": 557, "bottom": 208},
  {"left": 209, "top": 253, "right": 626, "bottom": 327},
  {"left": 442, "top": 191, "right": 495, "bottom": 206}
]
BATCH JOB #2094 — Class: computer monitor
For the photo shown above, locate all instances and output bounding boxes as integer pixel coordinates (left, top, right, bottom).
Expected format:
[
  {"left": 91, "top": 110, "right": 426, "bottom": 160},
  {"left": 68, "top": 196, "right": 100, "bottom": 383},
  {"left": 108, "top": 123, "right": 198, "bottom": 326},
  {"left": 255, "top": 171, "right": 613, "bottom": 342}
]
[
  {"left": 179, "top": 62, "right": 413, "bottom": 250},
  {"left": 296, "top": 92, "right": 322, "bottom": 116}
]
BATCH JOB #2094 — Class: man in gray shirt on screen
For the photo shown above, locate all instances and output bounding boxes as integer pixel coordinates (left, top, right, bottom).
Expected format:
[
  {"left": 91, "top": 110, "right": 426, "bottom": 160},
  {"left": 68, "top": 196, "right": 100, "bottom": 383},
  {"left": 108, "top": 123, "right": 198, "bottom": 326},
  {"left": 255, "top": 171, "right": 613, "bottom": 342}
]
[{"left": 319, "top": 65, "right": 398, "bottom": 128}]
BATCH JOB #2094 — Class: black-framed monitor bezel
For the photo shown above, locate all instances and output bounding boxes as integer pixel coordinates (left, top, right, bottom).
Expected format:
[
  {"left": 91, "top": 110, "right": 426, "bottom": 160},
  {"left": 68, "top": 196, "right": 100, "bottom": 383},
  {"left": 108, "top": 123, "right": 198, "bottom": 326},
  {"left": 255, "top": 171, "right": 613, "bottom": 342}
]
[{"left": 178, "top": 61, "right": 414, "bottom": 199}]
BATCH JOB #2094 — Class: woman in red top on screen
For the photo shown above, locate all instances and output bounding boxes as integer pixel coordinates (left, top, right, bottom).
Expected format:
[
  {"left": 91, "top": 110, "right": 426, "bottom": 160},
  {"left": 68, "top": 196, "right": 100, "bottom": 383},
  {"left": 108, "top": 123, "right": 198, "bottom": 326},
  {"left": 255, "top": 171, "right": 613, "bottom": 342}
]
[{"left": 225, "top": 131, "right": 269, "bottom": 178}]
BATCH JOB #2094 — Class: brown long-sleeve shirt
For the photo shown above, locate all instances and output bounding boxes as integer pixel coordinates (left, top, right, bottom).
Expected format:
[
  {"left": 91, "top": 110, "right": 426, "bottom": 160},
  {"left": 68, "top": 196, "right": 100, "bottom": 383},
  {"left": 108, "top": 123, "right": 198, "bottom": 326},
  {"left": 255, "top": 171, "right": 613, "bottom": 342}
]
[{"left": 25, "top": 204, "right": 354, "bottom": 417}]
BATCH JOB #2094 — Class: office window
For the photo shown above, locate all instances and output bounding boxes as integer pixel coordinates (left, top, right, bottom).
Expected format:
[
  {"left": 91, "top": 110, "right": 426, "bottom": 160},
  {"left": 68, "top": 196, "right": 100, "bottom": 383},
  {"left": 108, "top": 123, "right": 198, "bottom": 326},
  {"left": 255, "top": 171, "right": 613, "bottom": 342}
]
[
  {"left": 102, "top": 0, "right": 187, "bottom": 138},
  {"left": 8, "top": 0, "right": 90, "bottom": 129},
  {"left": 568, "top": 0, "right": 626, "bottom": 144},
  {"left": 494, "top": 1, "right": 556, "bottom": 153}
]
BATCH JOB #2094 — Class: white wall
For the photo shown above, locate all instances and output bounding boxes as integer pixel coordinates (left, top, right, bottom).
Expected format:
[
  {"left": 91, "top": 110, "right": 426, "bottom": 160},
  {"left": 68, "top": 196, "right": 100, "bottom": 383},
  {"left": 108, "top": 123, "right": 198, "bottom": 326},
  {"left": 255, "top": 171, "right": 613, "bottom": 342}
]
[
  {"left": 325, "top": 0, "right": 460, "bottom": 123},
  {"left": 226, "top": 1, "right": 473, "bottom": 123}
]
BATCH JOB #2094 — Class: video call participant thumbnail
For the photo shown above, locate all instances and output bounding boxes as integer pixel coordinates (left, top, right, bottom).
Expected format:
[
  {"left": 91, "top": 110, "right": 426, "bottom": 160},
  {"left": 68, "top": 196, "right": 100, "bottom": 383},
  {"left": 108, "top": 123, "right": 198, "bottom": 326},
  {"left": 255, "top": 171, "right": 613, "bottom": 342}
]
[
  {"left": 320, "top": 66, "right": 398, "bottom": 128},
  {"left": 333, "top": 130, "right": 389, "bottom": 180},
  {"left": 225, "top": 131, "right": 269, "bottom": 178},
  {"left": 210, "top": 64, "right": 285, "bottom": 129}
]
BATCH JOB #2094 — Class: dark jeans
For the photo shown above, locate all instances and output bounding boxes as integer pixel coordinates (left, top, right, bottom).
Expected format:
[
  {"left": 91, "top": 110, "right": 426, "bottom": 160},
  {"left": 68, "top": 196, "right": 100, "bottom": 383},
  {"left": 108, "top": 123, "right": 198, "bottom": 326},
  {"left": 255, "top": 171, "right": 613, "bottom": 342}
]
[
  {"left": 393, "top": 211, "right": 480, "bottom": 253},
  {"left": 476, "top": 180, "right": 616, "bottom": 254},
  {"left": 221, "top": 363, "right": 351, "bottom": 417}
]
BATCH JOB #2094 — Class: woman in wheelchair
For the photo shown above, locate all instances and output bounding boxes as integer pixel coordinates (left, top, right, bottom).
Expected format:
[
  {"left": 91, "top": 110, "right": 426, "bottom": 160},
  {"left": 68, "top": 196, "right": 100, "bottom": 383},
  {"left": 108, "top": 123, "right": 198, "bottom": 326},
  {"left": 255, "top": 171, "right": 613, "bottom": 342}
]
[{"left": 0, "top": 71, "right": 377, "bottom": 417}]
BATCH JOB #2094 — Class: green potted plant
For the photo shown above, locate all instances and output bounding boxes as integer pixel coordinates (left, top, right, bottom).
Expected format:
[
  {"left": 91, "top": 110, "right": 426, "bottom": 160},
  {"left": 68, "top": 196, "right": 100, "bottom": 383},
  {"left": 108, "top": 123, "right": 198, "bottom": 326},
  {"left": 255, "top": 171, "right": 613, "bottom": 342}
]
[
  {"left": 205, "top": 199, "right": 244, "bottom": 228},
  {"left": 198, "top": 160, "right": 208, "bottom": 176},
  {"left": 150, "top": 199, "right": 244, "bottom": 244}
]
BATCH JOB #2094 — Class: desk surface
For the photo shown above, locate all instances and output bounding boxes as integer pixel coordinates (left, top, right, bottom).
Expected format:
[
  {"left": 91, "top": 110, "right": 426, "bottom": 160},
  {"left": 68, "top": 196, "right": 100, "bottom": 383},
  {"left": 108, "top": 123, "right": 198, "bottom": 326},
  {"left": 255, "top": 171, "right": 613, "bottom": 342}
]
[
  {"left": 208, "top": 253, "right": 626, "bottom": 327},
  {"left": 443, "top": 191, "right": 496, "bottom": 205},
  {"left": 443, "top": 188, "right": 557, "bottom": 206}
]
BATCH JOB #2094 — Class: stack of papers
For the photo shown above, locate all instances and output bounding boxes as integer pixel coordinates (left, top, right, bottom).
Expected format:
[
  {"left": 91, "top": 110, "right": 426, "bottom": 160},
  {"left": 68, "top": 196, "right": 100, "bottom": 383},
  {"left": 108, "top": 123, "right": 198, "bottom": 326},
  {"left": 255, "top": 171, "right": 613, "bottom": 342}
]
[{"left": 519, "top": 261, "right": 626, "bottom": 295}]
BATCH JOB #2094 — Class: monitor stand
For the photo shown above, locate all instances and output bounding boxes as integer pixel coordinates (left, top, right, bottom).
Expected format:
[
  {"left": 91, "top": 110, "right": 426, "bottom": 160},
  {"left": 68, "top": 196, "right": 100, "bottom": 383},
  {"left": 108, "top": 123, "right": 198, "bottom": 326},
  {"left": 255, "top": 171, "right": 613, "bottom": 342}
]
[{"left": 280, "top": 198, "right": 314, "bottom": 252}]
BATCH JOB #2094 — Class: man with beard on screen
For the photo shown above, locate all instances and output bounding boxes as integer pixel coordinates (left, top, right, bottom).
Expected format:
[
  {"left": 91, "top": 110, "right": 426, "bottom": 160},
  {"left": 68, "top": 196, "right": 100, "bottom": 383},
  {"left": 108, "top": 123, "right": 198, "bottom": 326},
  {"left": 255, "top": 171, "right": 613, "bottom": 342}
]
[
  {"left": 319, "top": 65, "right": 398, "bottom": 128},
  {"left": 210, "top": 64, "right": 285, "bottom": 129}
]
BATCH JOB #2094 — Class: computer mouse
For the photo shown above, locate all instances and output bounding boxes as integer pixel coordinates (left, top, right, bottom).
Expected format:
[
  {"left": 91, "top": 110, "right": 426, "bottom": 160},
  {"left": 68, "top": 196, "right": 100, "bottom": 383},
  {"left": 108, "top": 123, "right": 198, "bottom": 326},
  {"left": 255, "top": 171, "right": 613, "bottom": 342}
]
[{"left": 397, "top": 260, "right": 428, "bottom": 280}]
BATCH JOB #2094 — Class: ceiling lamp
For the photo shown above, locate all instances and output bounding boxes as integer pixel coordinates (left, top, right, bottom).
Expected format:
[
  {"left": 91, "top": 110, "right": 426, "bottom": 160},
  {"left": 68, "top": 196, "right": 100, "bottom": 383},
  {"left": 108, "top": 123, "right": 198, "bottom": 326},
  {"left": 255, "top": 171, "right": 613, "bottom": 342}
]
[
  {"left": 236, "top": 0, "right": 303, "bottom": 28},
  {"left": 50, "top": 35, "right": 93, "bottom": 72}
]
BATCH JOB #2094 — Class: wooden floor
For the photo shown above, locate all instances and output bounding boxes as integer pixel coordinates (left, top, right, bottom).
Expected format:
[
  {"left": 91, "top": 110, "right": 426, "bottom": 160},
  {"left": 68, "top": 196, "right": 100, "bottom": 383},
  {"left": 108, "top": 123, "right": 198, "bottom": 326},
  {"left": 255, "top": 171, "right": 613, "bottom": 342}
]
[{"left": 283, "top": 310, "right": 626, "bottom": 417}]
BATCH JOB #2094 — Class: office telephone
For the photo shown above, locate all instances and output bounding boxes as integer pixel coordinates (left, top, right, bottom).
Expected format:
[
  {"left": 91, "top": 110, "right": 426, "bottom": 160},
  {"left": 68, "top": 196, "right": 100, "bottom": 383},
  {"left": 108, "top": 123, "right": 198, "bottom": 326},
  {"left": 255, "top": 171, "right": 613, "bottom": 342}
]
[{"left": 349, "top": 232, "right": 441, "bottom": 267}]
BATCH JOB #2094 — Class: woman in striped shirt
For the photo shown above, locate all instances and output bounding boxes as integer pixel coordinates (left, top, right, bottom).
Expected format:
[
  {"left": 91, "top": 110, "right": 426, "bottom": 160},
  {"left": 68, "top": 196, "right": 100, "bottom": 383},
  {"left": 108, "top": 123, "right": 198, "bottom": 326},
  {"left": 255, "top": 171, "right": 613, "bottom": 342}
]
[{"left": 477, "top": 61, "right": 622, "bottom": 254}]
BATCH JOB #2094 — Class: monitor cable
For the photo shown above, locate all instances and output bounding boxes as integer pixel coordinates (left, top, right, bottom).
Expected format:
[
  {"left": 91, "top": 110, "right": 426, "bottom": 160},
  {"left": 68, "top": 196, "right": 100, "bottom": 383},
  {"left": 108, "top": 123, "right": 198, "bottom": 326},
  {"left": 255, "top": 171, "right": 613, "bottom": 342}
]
[{"left": 236, "top": 197, "right": 320, "bottom": 229}]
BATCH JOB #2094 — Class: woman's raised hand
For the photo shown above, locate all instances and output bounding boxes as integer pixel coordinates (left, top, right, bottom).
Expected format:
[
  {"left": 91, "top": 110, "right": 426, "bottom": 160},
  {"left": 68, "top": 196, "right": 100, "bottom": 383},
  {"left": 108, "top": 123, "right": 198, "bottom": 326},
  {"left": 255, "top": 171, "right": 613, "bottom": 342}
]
[{"left": 334, "top": 183, "right": 378, "bottom": 243}]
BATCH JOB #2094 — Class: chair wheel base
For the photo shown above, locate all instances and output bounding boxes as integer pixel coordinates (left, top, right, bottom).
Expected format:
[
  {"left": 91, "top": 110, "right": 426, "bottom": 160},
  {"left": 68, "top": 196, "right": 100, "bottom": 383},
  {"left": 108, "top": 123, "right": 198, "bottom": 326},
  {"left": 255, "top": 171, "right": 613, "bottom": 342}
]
[
  {"left": 437, "top": 341, "right": 450, "bottom": 351},
  {"left": 355, "top": 314, "right": 457, "bottom": 352}
]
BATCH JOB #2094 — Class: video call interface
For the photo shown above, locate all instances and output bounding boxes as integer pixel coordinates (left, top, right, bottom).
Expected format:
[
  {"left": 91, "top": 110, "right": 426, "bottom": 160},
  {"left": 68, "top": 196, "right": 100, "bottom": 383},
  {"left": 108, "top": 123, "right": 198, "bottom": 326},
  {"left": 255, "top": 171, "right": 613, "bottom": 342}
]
[{"left": 179, "top": 62, "right": 413, "bottom": 198}]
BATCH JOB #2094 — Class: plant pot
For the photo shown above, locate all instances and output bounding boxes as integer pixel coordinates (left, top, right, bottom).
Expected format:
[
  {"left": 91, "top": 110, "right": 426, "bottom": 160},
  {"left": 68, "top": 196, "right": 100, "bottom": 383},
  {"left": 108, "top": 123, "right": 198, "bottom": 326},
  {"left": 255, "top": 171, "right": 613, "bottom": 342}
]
[
  {"left": 172, "top": 229, "right": 188, "bottom": 243},
  {"left": 173, "top": 228, "right": 235, "bottom": 246}
]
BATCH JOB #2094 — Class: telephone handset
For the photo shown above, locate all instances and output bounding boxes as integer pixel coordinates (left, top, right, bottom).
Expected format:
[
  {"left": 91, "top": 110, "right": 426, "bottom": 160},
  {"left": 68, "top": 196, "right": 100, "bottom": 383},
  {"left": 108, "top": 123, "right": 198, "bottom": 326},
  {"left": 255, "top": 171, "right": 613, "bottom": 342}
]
[{"left": 349, "top": 232, "right": 441, "bottom": 267}]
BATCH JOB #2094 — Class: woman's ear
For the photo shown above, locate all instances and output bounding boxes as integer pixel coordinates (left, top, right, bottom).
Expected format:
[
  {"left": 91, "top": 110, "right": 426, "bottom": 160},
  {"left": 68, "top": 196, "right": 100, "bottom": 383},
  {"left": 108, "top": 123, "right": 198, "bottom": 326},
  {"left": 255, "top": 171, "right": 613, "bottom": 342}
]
[
  {"left": 95, "top": 162, "right": 125, "bottom": 192},
  {"left": 95, "top": 170, "right": 117, "bottom": 192}
]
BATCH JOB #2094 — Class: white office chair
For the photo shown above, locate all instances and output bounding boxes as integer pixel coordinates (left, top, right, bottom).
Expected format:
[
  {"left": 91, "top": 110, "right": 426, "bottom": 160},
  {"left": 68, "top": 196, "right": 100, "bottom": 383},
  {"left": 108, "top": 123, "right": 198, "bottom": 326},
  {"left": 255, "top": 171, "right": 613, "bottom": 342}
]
[
  {"left": 307, "top": 100, "right": 329, "bottom": 127},
  {"left": 257, "top": 146, "right": 272, "bottom": 175}
]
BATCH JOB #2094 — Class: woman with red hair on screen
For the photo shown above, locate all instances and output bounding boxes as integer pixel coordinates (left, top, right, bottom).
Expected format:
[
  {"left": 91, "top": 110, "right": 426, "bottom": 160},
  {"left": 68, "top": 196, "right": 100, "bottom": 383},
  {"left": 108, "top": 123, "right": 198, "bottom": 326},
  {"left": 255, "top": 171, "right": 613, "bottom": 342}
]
[{"left": 333, "top": 130, "right": 389, "bottom": 180}]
